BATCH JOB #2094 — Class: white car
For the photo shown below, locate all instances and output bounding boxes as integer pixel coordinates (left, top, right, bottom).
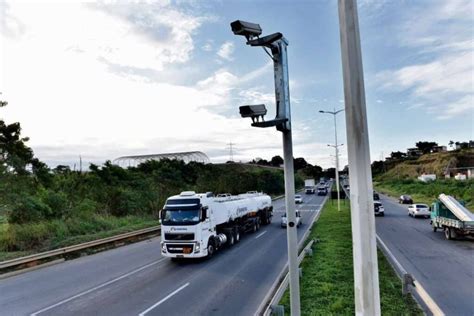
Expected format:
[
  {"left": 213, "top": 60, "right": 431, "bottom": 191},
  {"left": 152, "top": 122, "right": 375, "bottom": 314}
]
[
  {"left": 408, "top": 204, "right": 430, "bottom": 218},
  {"left": 281, "top": 211, "right": 302, "bottom": 228},
  {"left": 374, "top": 201, "right": 384, "bottom": 216},
  {"left": 295, "top": 194, "right": 303, "bottom": 204}
]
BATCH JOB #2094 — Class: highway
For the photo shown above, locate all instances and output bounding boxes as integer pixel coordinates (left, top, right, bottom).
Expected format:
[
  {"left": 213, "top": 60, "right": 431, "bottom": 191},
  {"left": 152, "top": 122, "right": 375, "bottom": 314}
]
[
  {"left": 376, "top": 194, "right": 474, "bottom": 316},
  {"left": 0, "top": 192, "right": 328, "bottom": 316}
]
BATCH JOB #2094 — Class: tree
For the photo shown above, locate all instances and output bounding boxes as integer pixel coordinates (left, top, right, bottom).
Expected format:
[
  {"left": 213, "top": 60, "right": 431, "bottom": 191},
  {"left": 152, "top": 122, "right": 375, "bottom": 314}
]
[
  {"left": 415, "top": 141, "right": 438, "bottom": 154},
  {"left": 270, "top": 155, "right": 284, "bottom": 167},
  {"left": 390, "top": 151, "right": 406, "bottom": 160},
  {"left": 293, "top": 157, "right": 309, "bottom": 170},
  {"left": 302, "top": 164, "right": 323, "bottom": 179},
  {"left": 0, "top": 100, "right": 34, "bottom": 174},
  {"left": 448, "top": 140, "right": 454, "bottom": 150}
]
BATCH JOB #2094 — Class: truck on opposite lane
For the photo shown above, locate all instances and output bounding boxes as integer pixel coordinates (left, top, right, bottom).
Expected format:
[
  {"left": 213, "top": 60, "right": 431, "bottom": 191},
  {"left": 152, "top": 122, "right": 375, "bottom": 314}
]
[
  {"left": 431, "top": 194, "right": 474, "bottom": 240},
  {"left": 160, "top": 191, "right": 273, "bottom": 259}
]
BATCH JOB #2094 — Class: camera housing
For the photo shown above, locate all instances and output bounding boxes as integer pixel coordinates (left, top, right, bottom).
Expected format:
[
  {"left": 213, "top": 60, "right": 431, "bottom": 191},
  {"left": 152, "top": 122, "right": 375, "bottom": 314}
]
[
  {"left": 239, "top": 104, "right": 267, "bottom": 122},
  {"left": 230, "top": 20, "right": 262, "bottom": 39}
]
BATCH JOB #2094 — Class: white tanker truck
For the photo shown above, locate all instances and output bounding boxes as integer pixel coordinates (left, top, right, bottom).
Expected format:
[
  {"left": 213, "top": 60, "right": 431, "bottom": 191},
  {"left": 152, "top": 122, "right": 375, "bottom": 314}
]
[{"left": 160, "top": 191, "right": 273, "bottom": 259}]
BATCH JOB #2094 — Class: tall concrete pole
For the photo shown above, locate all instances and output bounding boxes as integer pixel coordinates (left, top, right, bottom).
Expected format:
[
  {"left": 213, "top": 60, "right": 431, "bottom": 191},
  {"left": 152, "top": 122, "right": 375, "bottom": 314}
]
[{"left": 338, "top": 0, "right": 381, "bottom": 315}]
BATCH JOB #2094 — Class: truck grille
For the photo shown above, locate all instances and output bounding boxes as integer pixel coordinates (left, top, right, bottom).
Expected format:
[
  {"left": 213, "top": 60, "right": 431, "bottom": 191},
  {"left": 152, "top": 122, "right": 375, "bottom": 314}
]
[
  {"left": 166, "top": 244, "right": 194, "bottom": 254},
  {"left": 164, "top": 233, "right": 195, "bottom": 241}
]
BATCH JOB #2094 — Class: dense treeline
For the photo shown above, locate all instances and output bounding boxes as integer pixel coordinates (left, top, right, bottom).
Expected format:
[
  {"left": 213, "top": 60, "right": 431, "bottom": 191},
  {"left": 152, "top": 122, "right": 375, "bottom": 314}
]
[
  {"left": 1, "top": 159, "right": 300, "bottom": 225},
  {"left": 0, "top": 159, "right": 302, "bottom": 254}
]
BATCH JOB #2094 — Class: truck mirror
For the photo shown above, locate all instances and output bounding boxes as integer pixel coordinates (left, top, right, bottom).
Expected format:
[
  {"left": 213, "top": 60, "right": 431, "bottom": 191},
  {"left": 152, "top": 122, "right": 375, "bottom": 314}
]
[{"left": 201, "top": 207, "right": 208, "bottom": 221}]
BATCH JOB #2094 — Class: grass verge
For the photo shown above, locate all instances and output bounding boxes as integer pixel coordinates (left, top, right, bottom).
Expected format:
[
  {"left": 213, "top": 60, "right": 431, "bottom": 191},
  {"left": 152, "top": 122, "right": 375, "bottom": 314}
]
[
  {"left": 279, "top": 201, "right": 422, "bottom": 315},
  {"left": 374, "top": 179, "right": 473, "bottom": 210},
  {"left": 0, "top": 215, "right": 159, "bottom": 262}
]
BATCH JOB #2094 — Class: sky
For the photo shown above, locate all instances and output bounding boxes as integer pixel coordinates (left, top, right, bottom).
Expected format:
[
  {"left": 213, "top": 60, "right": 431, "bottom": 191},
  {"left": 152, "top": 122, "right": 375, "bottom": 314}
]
[{"left": 1, "top": 0, "right": 473, "bottom": 169}]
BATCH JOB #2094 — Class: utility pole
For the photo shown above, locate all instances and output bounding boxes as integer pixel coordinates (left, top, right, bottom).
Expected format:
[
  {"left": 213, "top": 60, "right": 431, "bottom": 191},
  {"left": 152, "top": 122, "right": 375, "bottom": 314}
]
[{"left": 338, "top": 0, "right": 381, "bottom": 315}]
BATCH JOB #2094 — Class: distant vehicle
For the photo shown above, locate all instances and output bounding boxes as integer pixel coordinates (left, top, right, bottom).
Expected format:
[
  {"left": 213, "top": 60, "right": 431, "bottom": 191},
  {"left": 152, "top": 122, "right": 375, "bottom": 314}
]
[
  {"left": 317, "top": 187, "right": 328, "bottom": 196},
  {"left": 281, "top": 210, "right": 302, "bottom": 228},
  {"left": 374, "top": 201, "right": 384, "bottom": 216},
  {"left": 373, "top": 191, "right": 380, "bottom": 200},
  {"left": 431, "top": 194, "right": 474, "bottom": 240},
  {"left": 160, "top": 191, "right": 273, "bottom": 259},
  {"left": 304, "top": 179, "right": 316, "bottom": 194},
  {"left": 295, "top": 194, "right": 303, "bottom": 204},
  {"left": 408, "top": 204, "right": 430, "bottom": 218},
  {"left": 399, "top": 195, "right": 413, "bottom": 204}
]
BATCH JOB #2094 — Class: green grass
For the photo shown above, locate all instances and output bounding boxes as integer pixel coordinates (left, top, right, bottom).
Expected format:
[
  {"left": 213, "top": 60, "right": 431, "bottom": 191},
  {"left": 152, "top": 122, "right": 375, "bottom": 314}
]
[
  {"left": 374, "top": 179, "right": 474, "bottom": 210},
  {"left": 0, "top": 215, "right": 159, "bottom": 261},
  {"left": 279, "top": 202, "right": 422, "bottom": 315}
]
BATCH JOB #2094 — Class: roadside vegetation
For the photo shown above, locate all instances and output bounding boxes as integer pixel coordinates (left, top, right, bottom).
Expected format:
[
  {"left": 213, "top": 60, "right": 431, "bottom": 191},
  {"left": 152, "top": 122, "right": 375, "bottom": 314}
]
[
  {"left": 374, "top": 178, "right": 474, "bottom": 210},
  {"left": 279, "top": 202, "right": 422, "bottom": 315},
  {"left": 0, "top": 160, "right": 301, "bottom": 260}
]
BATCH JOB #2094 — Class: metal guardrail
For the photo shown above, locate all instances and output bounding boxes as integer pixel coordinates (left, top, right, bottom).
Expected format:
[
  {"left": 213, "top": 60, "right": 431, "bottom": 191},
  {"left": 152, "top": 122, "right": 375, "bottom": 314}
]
[
  {"left": 0, "top": 226, "right": 161, "bottom": 271},
  {"left": 257, "top": 192, "right": 330, "bottom": 316},
  {"left": 342, "top": 186, "right": 444, "bottom": 316},
  {"left": 263, "top": 239, "right": 315, "bottom": 316}
]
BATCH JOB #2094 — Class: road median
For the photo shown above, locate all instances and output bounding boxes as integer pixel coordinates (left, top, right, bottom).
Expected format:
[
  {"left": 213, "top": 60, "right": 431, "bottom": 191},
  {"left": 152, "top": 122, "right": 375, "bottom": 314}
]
[{"left": 278, "top": 201, "right": 422, "bottom": 315}]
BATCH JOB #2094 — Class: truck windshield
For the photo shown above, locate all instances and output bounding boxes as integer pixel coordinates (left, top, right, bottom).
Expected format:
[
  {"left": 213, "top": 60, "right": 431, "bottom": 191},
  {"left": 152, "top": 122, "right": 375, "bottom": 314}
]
[{"left": 162, "top": 208, "right": 200, "bottom": 225}]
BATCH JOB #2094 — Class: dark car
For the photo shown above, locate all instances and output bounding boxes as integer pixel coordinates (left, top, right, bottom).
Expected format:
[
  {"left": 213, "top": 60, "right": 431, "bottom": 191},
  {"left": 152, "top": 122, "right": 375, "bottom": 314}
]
[
  {"left": 399, "top": 195, "right": 413, "bottom": 204},
  {"left": 373, "top": 191, "right": 380, "bottom": 200},
  {"left": 317, "top": 187, "right": 328, "bottom": 196}
]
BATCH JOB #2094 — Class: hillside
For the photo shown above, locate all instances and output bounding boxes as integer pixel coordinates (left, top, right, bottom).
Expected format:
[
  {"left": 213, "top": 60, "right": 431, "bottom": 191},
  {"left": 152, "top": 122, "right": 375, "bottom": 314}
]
[
  {"left": 377, "top": 149, "right": 474, "bottom": 181},
  {"left": 374, "top": 149, "right": 474, "bottom": 210}
]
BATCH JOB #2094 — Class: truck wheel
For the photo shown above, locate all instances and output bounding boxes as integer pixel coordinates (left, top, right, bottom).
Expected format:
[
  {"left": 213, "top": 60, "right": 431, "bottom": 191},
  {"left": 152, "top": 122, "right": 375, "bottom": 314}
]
[
  {"left": 256, "top": 219, "right": 261, "bottom": 231},
  {"left": 227, "top": 233, "right": 235, "bottom": 247},
  {"left": 207, "top": 240, "right": 215, "bottom": 257},
  {"left": 445, "top": 227, "right": 452, "bottom": 240},
  {"left": 234, "top": 228, "right": 240, "bottom": 243},
  {"left": 432, "top": 225, "right": 437, "bottom": 232},
  {"left": 252, "top": 222, "right": 258, "bottom": 233}
]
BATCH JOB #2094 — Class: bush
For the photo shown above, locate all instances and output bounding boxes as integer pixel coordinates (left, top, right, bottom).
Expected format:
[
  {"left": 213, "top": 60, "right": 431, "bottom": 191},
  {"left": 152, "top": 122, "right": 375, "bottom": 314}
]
[
  {"left": 41, "top": 190, "right": 69, "bottom": 219},
  {"left": 9, "top": 196, "right": 52, "bottom": 224}
]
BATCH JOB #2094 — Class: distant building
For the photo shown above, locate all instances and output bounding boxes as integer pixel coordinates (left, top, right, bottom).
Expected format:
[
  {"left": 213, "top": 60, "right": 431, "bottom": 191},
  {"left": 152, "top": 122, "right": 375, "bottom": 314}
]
[
  {"left": 469, "top": 140, "right": 474, "bottom": 148},
  {"left": 418, "top": 174, "right": 436, "bottom": 182},
  {"left": 432, "top": 146, "right": 447, "bottom": 153},
  {"left": 407, "top": 148, "right": 422, "bottom": 157}
]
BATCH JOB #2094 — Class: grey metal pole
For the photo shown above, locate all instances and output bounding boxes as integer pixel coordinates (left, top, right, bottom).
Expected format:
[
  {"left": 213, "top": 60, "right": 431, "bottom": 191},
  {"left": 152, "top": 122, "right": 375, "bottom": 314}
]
[
  {"left": 338, "top": 0, "right": 381, "bottom": 315},
  {"left": 273, "top": 38, "right": 301, "bottom": 316},
  {"left": 333, "top": 112, "right": 341, "bottom": 211}
]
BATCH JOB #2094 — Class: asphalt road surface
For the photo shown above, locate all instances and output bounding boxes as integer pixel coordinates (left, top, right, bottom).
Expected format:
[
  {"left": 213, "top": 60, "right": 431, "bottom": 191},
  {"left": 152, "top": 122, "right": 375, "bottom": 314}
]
[
  {"left": 376, "top": 194, "right": 474, "bottom": 316},
  {"left": 0, "top": 192, "right": 329, "bottom": 316}
]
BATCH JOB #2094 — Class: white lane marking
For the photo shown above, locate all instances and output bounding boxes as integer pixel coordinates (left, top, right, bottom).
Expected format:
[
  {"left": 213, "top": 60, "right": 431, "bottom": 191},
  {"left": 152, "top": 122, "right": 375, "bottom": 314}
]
[
  {"left": 255, "top": 231, "right": 267, "bottom": 239},
  {"left": 138, "top": 282, "right": 190, "bottom": 316},
  {"left": 31, "top": 258, "right": 167, "bottom": 316}
]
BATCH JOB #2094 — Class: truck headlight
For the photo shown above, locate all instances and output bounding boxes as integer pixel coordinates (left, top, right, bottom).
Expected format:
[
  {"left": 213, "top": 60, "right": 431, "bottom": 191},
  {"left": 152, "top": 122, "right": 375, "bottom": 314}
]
[
  {"left": 194, "top": 242, "right": 200, "bottom": 253},
  {"left": 161, "top": 242, "right": 166, "bottom": 253}
]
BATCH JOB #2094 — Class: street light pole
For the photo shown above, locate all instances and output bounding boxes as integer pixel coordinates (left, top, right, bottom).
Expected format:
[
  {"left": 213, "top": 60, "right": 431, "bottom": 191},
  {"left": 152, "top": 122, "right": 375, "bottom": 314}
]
[{"left": 320, "top": 108, "right": 344, "bottom": 211}]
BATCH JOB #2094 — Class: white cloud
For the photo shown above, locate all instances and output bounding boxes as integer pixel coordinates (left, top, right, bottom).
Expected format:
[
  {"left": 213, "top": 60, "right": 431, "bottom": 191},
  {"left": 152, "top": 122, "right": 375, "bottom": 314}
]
[
  {"left": 375, "top": 0, "right": 473, "bottom": 120},
  {"left": 0, "top": 1, "right": 284, "bottom": 167},
  {"left": 216, "top": 41, "right": 235, "bottom": 61}
]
